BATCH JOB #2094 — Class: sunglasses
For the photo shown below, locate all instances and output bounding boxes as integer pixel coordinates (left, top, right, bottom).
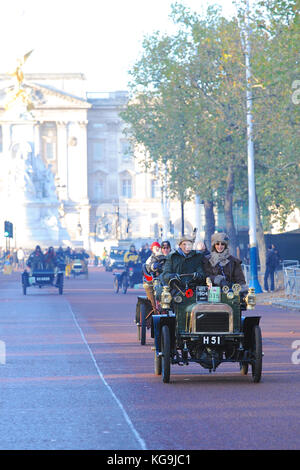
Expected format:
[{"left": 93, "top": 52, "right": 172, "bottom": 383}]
[
  {"left": 162, "top": 245, "right": 170, "bottom": 249},
  {"left": 215, "top": 242, "right": 226, "bottom": 246}
]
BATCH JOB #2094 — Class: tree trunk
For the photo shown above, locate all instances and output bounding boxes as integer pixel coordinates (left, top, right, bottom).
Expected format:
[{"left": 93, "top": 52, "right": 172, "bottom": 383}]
[
  {"left": 181, "top": 199, "right": 184, "bottom": 236},
  {"left": 204, "top": 200, "right": 215, "bottom": 248},
  {"left": 224, "top": 165, "right": 238, "bottom": 256},
  {"left": 255, "top": 192, "right": 266, "bottom": 274}
]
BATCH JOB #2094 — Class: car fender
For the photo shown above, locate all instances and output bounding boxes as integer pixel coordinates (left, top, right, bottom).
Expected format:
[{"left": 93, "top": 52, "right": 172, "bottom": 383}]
[
  {"left": 153, "top": 314, "right": 176, "bottom": 355},
  {"left": 242, "top": 316, "right": 261, "bottom": 349}
]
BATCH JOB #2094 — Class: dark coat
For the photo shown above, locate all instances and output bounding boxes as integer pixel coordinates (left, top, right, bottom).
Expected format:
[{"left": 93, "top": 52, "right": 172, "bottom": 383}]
[
  {"left": 266, "top": 249, "right": 278, "bottom": 270},
  {"left": 161, "top": 250, "right": 205, "bottom": 285},
  {"left": 203, "top": 254, "right": 246, "bottom": 287}
]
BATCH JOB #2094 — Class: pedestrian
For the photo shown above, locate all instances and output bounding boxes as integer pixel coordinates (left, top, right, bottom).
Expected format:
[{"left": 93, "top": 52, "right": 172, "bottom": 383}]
[
  {"left": 17, "top": 247, "right": 25, "bottom": 269},
  {"left": 272, "top": 244, "right": 281, "bottom": 272},
  {"left": 264, "top": 245, "right": 278, "bottom": 292}
]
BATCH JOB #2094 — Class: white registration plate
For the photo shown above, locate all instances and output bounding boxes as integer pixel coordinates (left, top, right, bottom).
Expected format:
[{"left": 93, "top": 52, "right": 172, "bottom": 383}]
[
  {"left": 202, "top": 335, "right": 222, "bottom": 345},
  {"left": 36, "top": 277, "right": 50, "bottom": 281}
]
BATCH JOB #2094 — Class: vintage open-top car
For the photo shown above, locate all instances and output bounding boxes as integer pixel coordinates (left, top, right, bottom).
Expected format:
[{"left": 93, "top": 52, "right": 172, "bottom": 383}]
[
  {"left": 113, "top": 261, "right": 143, "bottom": 294},
  {"left": 149, "top": 274, "right": 262, "bottom": 383},
  {"left": 70, "top": 257, "right": 88, "bottom": 279},
  {"left": 22, "top": 267, "right": 64, "bottom": 295}
]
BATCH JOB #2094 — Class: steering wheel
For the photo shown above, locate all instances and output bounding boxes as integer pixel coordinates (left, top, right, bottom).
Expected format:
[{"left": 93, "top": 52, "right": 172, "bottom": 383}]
[{"left": 170, "top": 273, "right": 195, "bottom": 289}]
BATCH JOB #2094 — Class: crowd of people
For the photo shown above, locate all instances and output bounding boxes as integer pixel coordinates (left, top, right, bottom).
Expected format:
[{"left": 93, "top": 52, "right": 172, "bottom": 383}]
[
  {"left": 0, "top": 246, "right": 90, "bottom": 273},
  {"left": 1, "top": 236, "right": 282, "bottom": 293}
]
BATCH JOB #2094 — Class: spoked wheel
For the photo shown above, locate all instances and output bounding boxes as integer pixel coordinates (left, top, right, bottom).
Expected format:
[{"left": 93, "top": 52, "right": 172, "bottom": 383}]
[
  {"left": 161, "top": 325, "right": 171, "bottom": 383},
  {"left": 251, "top": 325, "right": 262, "bottom": 383},
  {"left": 113, "top": 277, "right": 119, "bottom": 294},
  {"left": 140, "top": 303, "right": 146, "bottom": 345},
  {"left": 122, "top": 275, "right": 128, "bottom": 294},
  {"left": 58, "top": 274, "right": 64, "bottom": 295}
]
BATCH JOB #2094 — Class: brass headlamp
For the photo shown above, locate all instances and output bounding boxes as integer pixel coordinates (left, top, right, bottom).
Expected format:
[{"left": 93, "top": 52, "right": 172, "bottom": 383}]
[
  {"left": 161, "top": 286, "right": 172, "bottom": 309},
  {"left": 245, "top": 287, "right": 256, "bottom": 310}
]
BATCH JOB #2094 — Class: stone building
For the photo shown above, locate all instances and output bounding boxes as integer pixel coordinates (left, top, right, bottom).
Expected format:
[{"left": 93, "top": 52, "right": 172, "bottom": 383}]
[{"left": 0, "top": 73, "right": 203, "bottom": 251}]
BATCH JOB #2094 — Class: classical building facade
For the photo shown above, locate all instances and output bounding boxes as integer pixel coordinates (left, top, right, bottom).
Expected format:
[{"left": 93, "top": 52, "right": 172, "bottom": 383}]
[{"left": 0, "top": 73, "right": 204, "bottom": 251}]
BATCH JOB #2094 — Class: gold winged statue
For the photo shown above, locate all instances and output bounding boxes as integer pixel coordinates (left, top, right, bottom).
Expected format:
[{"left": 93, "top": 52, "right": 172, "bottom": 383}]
[{"left": 5, "top": 49, "right": 34, "bottom": 111}]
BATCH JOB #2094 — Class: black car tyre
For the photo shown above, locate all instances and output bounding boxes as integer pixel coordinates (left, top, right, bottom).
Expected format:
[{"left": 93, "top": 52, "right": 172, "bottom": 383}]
[
  {"left": 161, "top": 325, "right": 171, "bottom": 383},
  {"left": 140, "top": 303, "right": 146, "bottom": 345},
  {"left": 113, "top": 277, "right": 119, "bottom": 294},
  {"left": 122, "top": 275, "right": 128, "bottom": 294},
  {"left": 251, "top": 325, "right": 262, "bottom": 383},
  {"left": 58, "top": 274, "right": 64, "bottom": 295}
]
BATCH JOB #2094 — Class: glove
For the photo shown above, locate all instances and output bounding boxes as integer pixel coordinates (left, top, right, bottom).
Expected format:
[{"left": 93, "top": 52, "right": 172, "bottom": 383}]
[
  {"left": 169, "top": 273, "right": 181, "bottom": 284},
  {"left": 151, "top": 262, "right": 161, "bottom": 271},
  {"left": 192, "top": 272, "right": 202, "bottom": 281}
]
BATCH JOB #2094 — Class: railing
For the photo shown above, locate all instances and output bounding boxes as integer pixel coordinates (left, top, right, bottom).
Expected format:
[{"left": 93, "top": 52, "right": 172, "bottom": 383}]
[
  {"left": 282, "top": 260, "right": 299, "bottom": 269},
  {"left": 242, "top": 264, "right": 262, "bottom": 285},
  {"left": 284, "top": 267, "right": 300, "bottom": 299}
]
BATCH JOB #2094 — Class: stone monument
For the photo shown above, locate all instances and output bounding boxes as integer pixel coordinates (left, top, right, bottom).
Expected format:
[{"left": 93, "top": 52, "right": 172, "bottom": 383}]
[{"left": 2, "top": 51, "right": 70, "bottom": 248}]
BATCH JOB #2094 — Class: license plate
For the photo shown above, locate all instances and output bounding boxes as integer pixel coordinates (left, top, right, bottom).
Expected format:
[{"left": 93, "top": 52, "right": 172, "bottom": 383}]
[
  {"left": 36, "top": 277, "right": 50, "bottom": 281},
  {"left": 202, "top": 335, "right": 222, "bottom": 345}
]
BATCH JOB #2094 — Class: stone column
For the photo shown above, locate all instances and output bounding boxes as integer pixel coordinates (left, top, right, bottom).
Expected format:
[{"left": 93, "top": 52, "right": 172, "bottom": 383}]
[
  {"left": 56, "top": 121, "right": 68, "bottom": 200},
  {"left": 77, "top": 121, "right": 90, "bottom": 249},
  {"left": 34, "top": 122, "right": 40, "bottom": 157}
]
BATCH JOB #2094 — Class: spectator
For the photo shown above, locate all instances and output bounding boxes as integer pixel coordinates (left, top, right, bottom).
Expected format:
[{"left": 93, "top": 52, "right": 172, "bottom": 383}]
[
  {"left": 264, "top": 245, "right": 278, "bottom": 292},
  {"left": 272, "top": 244, "right": 281, "bottom": 272},
  {"left": 17, "top": 247, "right": 25, "bottom": 269}
]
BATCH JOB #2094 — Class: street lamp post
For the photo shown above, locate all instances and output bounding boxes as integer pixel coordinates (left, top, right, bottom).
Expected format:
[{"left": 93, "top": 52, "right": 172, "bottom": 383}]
[{"left": 244, "top": 0, "right": 262, "bottom": 293}]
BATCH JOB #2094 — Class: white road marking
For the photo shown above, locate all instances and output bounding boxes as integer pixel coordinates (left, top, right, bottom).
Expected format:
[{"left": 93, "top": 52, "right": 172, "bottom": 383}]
[{"left": 66, "top": 303, "right": 147, "bottom": 450}]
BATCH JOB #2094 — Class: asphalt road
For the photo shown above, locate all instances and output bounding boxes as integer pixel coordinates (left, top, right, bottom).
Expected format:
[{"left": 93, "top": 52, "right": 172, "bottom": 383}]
[{"left": 0, "top": 268, "right": 299, "bottom": 451}]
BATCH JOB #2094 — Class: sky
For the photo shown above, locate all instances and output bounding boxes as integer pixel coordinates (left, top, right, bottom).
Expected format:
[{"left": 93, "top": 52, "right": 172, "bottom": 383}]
[{"left": 0, "top": 0, "right": 238, "bottom": 92}]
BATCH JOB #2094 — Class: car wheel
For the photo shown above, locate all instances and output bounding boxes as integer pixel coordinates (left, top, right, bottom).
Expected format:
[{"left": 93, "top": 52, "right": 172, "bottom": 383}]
[
  {"left": 58, "top": 274, "right": 64, "bottom": 295},
  {"left": 122, "top": 275, "right": 128, "bottom": 294},
  {"left": 113, "top": 277, "right": 119, "bottom": 294},
  {"left": 140, "top": 303, "right": 146, "bottom": 345},
  {"left": 251, "top": 325, "right": 262, "bottom": 383},
  {"left": 161, "top": 325, "right": 171, "bottom": 383}
]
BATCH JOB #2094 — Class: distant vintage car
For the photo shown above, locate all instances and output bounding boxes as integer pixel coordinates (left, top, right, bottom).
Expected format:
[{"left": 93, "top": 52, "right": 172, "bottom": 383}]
[
  {"left": 105, "top": 247, "right": 126, "bottom": 271},
  {"left": 70, "top": 257, "right": 88, "bottom": 279},
  {"left": 22, "top": 267, "right": 64, "bottom": 295},
  {"left": 147, "top": 274, "right": 262, "bottom": 383},
  {"left": 113, "top": 261, "right": 143, "bottom": 294}
]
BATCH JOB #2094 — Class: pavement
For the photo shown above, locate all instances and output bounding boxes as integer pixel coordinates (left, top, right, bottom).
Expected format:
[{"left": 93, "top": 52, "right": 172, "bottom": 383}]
[{"left": 256, "top": 288, "right": 300, "bottom": 310}]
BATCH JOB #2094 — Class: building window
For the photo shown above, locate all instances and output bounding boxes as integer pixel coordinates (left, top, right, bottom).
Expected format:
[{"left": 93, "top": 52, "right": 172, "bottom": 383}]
[
  {"left": 46, "top": 142, "right": 55, "bottom": 160},
  {"left": 120, "top": 140, "right": 131, "bottom": 161},
  {"left": 151, "top": 179, "right": 159, "bottom": 198},
  {"left": 92, "top": 140, "right": 105, "bottom": 161},
  {"left": 94, "top": 180, "right": 104, "bottom": 199},
  {"left": 122, "top": 178, "right": 132, "bottom": 198},
  {"left": 41, "top": 122, "right": 57, "bottom": 163}
]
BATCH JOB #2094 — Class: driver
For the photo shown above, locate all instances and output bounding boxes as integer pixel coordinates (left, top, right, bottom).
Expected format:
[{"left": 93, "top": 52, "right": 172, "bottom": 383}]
[
  {"left": 26, "top": 245, "right": 45, "bottom": 272},
  {"left": 203, "top": 232, "right": 247, "bottom": 290},
  {"left": 124, "top": 244, "right": 140, "bottom": 265},
  {"left": 161, "top": 235, "right": 205, "bottom": 286}
]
